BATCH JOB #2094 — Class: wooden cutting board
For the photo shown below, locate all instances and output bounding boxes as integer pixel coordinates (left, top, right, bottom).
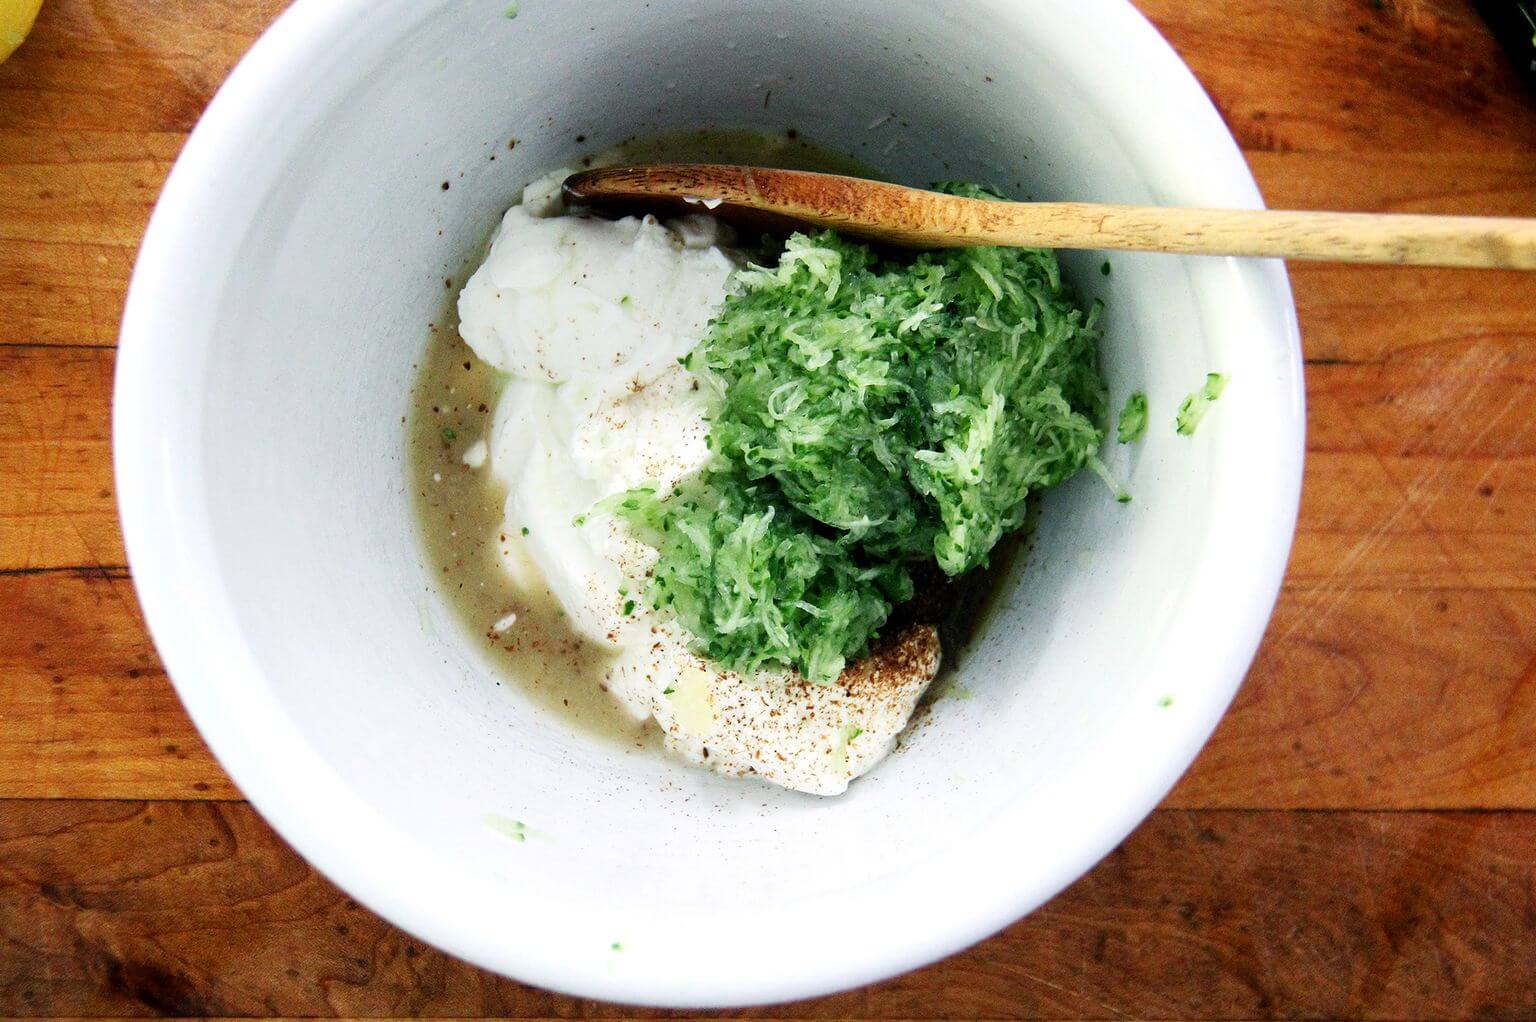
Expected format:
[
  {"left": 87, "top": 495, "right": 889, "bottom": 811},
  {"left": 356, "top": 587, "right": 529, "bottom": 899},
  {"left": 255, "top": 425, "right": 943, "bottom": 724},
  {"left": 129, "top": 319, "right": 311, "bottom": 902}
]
[{"left": 1, "top": 0, "right": 1534, "bottom": 1017}]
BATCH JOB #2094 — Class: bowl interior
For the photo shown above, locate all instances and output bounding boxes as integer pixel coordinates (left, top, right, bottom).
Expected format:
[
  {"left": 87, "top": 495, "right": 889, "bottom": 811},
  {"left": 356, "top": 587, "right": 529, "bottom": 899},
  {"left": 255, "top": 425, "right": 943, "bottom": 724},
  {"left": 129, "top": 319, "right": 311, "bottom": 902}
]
[{"left": 117, "top": 0, "right": 1302, "bottom": 1006}]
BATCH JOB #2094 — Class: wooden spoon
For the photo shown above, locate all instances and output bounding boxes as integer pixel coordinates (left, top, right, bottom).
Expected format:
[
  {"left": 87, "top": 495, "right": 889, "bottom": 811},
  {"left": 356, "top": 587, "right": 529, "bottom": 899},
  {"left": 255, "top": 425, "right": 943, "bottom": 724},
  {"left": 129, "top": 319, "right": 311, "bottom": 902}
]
[{"left": 563, "top": 164, "right": 1536, "bottom": 270}]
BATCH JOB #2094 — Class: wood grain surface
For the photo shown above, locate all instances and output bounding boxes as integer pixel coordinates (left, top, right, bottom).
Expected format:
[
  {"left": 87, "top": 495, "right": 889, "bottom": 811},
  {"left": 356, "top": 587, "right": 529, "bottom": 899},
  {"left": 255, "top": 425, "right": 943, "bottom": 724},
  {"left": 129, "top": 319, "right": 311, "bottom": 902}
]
[{"left": 1, "top": 0, "right": 1534, "bottom": 1017}]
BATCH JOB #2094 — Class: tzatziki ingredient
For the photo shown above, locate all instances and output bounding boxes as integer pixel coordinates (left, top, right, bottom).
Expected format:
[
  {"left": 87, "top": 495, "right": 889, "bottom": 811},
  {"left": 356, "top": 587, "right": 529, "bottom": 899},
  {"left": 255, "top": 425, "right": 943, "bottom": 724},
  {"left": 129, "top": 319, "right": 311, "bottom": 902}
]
[
  {"left": 1117, "top": 392, "right": 1149, "bottom": 444},
  {"left": 449, "top": 169, "right": 1109, "bottom": 794},
  {"left": 1175, "top": 372, "right": 1227, "bottom": 436},
  {"left": 607, "top": 183, "right": 1107, "bottom": 683},
  {"left": 456, "top": 177, "right": 938, "bottom": 794}
]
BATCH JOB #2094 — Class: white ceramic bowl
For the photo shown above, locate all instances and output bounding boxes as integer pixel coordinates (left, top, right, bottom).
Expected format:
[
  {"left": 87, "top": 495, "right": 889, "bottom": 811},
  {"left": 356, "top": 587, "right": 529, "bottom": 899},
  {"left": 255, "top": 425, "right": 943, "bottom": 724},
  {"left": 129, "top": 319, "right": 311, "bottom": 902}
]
[{"left": 116, "top": 0, "right": 1304, "bottom": 1007}]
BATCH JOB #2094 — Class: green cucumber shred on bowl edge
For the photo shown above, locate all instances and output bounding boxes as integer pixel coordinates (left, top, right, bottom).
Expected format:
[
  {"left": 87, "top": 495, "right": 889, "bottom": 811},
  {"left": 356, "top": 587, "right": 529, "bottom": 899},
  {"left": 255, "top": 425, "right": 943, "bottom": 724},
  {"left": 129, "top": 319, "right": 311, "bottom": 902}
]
[
  {"left": 1175, "top": 373, "right": 1227, "bottom": 436},
  {"left": 604, "top": 183, "right": 1111, "bottom": 684},
  {"left": 1117, "top": 391, "right": 1148, "bottom": 444}
]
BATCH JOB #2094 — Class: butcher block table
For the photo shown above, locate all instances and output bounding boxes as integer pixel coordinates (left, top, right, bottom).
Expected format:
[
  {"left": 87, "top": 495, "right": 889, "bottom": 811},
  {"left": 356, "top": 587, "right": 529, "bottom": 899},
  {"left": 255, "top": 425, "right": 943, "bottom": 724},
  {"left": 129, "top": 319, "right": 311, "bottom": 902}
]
[{"left": 3, "top": 0, "right": 1535, "bottom": 1017}]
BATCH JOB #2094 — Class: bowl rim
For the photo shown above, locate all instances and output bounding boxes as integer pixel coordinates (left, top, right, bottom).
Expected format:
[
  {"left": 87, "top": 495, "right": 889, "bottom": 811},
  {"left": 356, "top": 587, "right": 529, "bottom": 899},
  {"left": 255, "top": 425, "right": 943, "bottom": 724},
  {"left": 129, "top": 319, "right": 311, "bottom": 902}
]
[{"left": 115, "top": 0, "right": 1305, "bottom": 1007}]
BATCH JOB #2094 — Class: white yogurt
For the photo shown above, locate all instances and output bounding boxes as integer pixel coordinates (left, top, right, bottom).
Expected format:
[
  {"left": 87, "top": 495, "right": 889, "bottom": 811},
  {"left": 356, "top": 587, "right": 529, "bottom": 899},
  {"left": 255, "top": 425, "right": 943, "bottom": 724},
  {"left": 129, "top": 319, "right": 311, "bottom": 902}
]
[{"left": 456, "top": 178, "right": 938, "bottom": 794}]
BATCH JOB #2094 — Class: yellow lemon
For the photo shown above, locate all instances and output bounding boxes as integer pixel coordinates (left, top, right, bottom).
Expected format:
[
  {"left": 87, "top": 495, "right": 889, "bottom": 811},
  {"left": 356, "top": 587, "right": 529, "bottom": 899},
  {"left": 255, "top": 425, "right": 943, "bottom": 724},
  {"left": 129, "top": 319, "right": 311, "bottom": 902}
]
[{"left": 0, "top": 0, "right": 43, "bottom": 65}]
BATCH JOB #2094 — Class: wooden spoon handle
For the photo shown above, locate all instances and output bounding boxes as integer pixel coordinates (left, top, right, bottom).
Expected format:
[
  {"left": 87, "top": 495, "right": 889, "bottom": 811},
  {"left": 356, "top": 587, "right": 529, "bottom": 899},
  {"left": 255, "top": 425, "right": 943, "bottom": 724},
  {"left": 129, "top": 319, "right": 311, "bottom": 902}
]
[
  {"left": 984, "top": 205, "right": 1536, "bottom": 269},
  {"left": 565, "top": 164, "right": 1536, "bottom": 269}
]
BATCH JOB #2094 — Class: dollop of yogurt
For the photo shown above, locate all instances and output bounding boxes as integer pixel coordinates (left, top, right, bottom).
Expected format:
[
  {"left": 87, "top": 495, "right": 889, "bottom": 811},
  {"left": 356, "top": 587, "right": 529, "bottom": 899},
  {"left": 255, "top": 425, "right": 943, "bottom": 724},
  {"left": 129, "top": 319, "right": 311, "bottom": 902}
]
[
  {"left": 456, "top": 176, "right": 938, "bottom": 795},
  {"left": 459, "top": 204, "right": 735, "bottom": 383}
]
